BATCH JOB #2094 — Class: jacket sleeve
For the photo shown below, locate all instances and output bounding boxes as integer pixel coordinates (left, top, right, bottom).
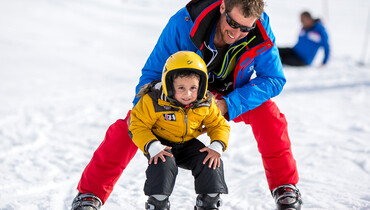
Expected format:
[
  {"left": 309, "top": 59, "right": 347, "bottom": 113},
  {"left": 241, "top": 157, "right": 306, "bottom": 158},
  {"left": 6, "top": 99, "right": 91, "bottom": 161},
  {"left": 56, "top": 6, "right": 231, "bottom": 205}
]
[
  {"left": 223, "top": 12, "right": 286, "bottom": 120},
  {"left": 133, "top": 8, "right": 198, "bottom": 106},
  {"left": 129, "top": 94, "right": 159, "bottom": 153},
  {"left": 202, "top": 98, "right": 230, "bottom": 151},
  {"left": 320, "top": 25, "right": 330, "bottom": 64}
]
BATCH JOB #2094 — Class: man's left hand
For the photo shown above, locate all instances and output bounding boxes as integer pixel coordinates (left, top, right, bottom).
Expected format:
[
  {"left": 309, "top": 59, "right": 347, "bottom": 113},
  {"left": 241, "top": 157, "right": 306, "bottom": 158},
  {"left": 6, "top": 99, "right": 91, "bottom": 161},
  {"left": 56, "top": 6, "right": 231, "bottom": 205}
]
[{"left": 215, "top": 98, "right": 228, "bottom": 115}]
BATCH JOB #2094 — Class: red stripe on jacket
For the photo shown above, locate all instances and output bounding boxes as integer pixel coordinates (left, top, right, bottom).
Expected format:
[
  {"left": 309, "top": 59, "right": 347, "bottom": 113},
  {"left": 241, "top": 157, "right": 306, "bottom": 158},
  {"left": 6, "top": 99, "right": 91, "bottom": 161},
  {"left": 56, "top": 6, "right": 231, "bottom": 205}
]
[{"left": 190, "top": 0, "right": 221, "bottom": 38}]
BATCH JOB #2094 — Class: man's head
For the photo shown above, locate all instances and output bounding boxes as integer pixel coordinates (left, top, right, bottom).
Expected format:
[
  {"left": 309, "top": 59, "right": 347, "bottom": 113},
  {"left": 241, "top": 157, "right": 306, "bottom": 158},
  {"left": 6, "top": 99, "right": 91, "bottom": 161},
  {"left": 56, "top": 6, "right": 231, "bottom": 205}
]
[
  {"left": 300, "top": 11, "right": 315, "bottom": 29},
  {"left": 216, "top": 0, "right": 264, "bottom": 46},
  {"left": 162, "top": 51, "right": 208, "bottom": 105},
  {"left": 224, "top": 0, "right": 264, "bottom": 18}
]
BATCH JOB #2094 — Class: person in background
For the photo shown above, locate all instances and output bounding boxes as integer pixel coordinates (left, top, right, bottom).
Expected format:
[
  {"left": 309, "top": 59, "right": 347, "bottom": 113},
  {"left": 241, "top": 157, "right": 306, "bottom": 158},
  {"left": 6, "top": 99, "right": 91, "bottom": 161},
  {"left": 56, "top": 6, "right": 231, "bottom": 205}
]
[{"left": 279, "top": 11, "right": 330, "bottom": 66}]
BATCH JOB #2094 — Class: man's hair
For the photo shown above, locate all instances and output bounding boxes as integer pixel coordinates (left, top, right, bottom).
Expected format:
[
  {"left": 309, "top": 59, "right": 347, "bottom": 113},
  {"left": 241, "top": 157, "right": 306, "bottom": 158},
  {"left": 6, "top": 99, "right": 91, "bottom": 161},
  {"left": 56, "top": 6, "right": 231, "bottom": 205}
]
[
  {"left": 301, "top": 11, "right": 313, "bottom": 19},
  {"left": 224, "top": 0, "right": 264, "bottom": 18},
  {"left": 173, "top": 70, "right": 201, "bottom": 81}
]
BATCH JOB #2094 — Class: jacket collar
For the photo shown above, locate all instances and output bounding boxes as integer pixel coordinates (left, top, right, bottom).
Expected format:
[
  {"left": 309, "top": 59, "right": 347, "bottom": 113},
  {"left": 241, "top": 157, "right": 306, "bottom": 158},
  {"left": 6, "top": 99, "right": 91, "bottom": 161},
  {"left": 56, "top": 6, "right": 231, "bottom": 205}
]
[
  {"left": 186, "top": 0, "right": 268, "bottom": 51},
  {"left": 187, "top": 0, "right": 221, "bottom": 50}
]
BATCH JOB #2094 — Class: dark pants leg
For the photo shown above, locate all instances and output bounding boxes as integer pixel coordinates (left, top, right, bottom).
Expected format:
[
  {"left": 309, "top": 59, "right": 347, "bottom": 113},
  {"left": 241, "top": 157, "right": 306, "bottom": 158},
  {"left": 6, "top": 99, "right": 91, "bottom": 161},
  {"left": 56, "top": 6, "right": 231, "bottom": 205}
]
[
  {"left": 143, "top": 138, "right": 228, "bottom": 196},
  {"left": 144, "top": 150, "right": 178, "bottom": 196},
  {"left": 174, "top": 139, "right": 228, "bottom": 195},
  {"left": 278, "top": 47, "right": 307, "bottom": 66}
]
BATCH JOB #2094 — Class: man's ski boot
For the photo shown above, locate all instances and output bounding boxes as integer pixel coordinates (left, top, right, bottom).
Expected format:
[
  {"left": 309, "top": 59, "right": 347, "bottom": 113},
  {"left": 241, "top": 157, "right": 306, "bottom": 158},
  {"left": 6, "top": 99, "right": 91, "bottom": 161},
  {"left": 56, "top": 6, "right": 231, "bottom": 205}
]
[
  {"left": 71, "top": 193, "right": 102, "bottom": 210},
  {"left": 145, "top": 196, "right": 170, "bottom": 210},
  {"left": 272, "top": 184, "right": 302, "bottom": 210},
  {"left": 194, "top": 193, "right": 222, "bottom": 210}
]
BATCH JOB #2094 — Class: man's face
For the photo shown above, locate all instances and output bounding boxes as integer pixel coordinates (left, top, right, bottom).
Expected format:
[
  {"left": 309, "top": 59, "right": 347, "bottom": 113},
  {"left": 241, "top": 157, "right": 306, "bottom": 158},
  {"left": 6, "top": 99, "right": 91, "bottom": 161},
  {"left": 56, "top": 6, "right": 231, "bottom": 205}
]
[
  {"left": 219, "top": 2, "right": 257, "bottom": 45},
  {"left": 300, "top": 15, "right": 314, "bottom": 29}
]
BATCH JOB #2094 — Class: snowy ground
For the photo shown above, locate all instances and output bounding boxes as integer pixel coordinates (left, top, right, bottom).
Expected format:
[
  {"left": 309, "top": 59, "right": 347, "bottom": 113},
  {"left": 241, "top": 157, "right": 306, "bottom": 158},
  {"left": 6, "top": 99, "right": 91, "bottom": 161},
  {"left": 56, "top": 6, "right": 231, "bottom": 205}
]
[{"left": 1, "top": 0, "right": 370, "bottom": 209}]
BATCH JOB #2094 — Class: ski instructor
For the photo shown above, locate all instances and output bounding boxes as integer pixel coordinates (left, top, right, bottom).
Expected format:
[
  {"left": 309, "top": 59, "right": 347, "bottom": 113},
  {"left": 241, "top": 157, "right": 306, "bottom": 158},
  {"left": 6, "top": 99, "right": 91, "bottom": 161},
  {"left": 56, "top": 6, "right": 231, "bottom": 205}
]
[{"left": 71, "top": 0, "right": 303, "bottom": 209}]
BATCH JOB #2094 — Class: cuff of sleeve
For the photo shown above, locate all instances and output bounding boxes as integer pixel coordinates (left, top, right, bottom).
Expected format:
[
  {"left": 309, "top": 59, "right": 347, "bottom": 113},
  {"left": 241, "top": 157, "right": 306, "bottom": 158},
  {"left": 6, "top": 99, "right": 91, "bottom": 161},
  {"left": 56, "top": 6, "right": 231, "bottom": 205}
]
[
  {"left": 147, "top": 141, "right": 166, "bottom": 158},
  {"left": 207, "top": 141, "right": 224, "bottom": 156}
]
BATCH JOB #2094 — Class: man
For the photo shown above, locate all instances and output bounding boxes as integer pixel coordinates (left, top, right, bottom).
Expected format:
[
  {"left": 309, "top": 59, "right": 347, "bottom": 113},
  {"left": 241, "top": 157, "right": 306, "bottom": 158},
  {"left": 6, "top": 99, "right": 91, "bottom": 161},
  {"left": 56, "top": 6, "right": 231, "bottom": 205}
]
[
  {"left": 71, "top": 0, "right": 303, "bottom": 209},
  {"left": 279, "top": 11, "right": 330, "bottom": 66}
]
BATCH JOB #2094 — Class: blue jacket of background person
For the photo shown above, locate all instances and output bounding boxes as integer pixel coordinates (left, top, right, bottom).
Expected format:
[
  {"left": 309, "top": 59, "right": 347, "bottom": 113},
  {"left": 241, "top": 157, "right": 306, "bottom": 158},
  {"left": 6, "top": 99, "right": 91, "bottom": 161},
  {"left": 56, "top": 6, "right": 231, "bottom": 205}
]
[
  {"left": 293, "top": 20, "right": 330, "bottom": 65},
  {"left": 133, "top": 0, "right": 285, "bottom": 121}
]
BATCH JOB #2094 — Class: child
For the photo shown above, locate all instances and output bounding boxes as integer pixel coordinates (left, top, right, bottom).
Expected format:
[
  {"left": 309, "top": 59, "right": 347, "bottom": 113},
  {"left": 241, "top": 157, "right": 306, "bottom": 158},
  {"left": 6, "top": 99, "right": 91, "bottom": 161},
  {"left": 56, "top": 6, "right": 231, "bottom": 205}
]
[{"left": 129, "top": 51, "right": 230, "bottom": 210}]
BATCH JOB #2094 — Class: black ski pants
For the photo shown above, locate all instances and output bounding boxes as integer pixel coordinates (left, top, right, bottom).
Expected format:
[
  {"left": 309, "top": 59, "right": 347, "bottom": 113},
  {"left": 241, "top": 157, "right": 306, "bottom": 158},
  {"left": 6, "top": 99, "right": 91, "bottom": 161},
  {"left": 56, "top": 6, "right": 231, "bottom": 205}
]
[
  {"left": 278, "top": 47, "right": 307, "bottom": 66},
  {"left": 143, "top": 137, "right": 228, "bottom": 196}
]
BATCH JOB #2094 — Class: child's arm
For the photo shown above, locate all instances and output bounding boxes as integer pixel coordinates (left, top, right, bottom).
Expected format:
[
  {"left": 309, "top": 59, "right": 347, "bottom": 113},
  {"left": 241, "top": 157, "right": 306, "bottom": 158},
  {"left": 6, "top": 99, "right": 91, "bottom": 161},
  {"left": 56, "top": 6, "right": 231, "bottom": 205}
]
[
  {"left": 130, "top": 94, "right": 161, "bottom": 153},
  {"left": 202, "top": 98, "right": 230, "bottom": 151},
  {"left": 130, "top": 94, "right": 174, "bottom": 164},
  {"left": 200, "top": 98, "right": 231, "bottom": 169}
]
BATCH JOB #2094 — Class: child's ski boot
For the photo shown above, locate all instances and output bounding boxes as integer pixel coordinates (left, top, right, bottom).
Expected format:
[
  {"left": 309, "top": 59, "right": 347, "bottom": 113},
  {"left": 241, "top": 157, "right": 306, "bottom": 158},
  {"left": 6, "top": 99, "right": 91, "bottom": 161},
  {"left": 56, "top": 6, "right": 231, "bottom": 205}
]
[
  {"left": 272, "top": 184, "right": 302, "bottom": 210},
  {"left": 145, "top": 196, "right": 170, "bottom": 210},
  {"left": 71, "top": 193, "right": 102, "bottom": 210},
  {"left": 194, "top": 193, "right": 222, "bottom": 210}
]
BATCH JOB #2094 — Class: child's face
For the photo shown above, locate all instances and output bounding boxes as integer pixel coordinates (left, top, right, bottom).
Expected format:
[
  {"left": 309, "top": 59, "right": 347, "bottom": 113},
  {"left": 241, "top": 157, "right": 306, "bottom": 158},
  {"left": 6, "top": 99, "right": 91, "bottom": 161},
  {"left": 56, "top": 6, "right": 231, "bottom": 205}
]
[{"left": 173, "top": 75, "right": 199, "bottom": 105}]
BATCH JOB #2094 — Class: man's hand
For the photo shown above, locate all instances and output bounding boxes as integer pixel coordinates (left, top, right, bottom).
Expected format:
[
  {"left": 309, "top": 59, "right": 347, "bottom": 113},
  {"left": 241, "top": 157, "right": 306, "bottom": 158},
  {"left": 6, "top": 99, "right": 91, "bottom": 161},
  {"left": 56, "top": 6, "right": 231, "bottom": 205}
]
[
  {"left": 127, "top": 115, "right": 131, "bottom": 127},
  {"left": 149, "top": 146, "right": 173, "bottom": 165},
  {"left": 215, "top": 98, "right": 228, "bottom": 115},
  {"left": 200, "top": 147, "right": 221, "bottom": 170}
]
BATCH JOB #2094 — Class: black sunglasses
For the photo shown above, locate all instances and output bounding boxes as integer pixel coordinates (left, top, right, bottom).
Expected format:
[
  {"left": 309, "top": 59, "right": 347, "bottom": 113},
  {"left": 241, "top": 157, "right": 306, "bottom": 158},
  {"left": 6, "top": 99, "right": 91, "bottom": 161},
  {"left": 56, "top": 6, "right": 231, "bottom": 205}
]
[{"left": 225, "top": 12, "right": 256, "bottom": 33}]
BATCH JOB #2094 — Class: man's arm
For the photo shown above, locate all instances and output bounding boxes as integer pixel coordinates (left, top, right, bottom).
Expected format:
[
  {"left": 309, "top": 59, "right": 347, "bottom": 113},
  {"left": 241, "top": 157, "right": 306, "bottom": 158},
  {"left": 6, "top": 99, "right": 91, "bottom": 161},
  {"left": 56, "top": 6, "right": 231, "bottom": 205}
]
[
  {"left": 133, "top": 8, "right": 198, "bottom": 106},
  {"left": 320, "top": 25, "right": 330, "bottom": 65},
  {"left": 223, "top": 13, "right": 286, "bottom": 120}
]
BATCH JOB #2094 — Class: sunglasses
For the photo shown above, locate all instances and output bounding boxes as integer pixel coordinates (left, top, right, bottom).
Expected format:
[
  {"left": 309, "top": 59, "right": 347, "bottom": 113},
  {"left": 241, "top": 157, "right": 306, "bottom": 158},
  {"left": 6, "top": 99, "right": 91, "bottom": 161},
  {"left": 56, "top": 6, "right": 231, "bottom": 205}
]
[{"left": 225, "top": 12, "right": 256, "bottom": 33}]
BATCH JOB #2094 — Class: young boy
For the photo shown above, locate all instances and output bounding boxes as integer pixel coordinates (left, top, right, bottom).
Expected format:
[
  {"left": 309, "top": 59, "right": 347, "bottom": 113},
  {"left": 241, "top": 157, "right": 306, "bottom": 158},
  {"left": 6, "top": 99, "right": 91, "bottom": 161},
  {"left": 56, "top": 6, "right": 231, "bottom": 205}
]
[{"left": 129, "top": 51, "right": 230, "bottom": 210}]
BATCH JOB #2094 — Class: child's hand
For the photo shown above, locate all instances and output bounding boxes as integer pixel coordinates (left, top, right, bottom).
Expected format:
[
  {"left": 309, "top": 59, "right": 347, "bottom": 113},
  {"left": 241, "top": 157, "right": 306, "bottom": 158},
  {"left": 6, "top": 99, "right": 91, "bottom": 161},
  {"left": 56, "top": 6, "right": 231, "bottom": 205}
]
[
  {"left": 200, "top": 147, "right": 221, "bottom": 170},
  {"left": 149, "top": 146, "right": 173, "bottom": 165}
]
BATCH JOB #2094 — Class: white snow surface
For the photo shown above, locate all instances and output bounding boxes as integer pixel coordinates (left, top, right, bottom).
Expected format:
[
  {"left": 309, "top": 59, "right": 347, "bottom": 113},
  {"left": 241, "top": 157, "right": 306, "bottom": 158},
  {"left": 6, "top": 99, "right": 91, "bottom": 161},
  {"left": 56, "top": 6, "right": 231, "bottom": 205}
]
[{"left": 1, "top": 0, "right": 370, "bottom": 209}]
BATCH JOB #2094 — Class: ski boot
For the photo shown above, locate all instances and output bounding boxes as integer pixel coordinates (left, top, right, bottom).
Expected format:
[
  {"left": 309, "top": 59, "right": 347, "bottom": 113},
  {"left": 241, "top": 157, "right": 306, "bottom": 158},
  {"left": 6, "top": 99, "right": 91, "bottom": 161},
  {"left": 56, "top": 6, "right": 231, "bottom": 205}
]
[
  {"left": 145, "top": 196, "right": 170, "bottom": 210},
  {"left": 272, "top": 184, "right": 302, "bottom": 210},
  {"left": 194, "top": 194, "right": 222, "bottom": 210},
  {"left": 71, "top": 193, "right": 102, "bottom": 210}
]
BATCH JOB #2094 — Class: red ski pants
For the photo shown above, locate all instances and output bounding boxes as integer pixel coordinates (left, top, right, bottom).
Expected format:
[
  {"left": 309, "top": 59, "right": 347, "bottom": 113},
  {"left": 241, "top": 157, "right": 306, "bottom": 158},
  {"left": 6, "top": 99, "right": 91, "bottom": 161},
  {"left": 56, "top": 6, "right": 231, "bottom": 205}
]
[{"left": 77, "top": 100, "right": 299, "bottom": 204}]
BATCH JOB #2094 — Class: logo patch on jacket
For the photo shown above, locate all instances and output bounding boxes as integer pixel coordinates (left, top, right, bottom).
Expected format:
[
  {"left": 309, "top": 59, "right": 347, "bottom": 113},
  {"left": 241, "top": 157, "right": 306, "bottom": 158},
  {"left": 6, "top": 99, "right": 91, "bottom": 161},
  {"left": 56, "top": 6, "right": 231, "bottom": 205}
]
[{"left": 163, "top": 113, "right": 176, "bottom": 121}]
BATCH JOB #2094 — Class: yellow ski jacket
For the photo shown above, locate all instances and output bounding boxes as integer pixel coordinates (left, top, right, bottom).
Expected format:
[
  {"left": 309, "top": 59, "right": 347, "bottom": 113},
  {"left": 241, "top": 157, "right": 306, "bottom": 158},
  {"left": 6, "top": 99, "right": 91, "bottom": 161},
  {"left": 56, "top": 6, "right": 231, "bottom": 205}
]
[{"left": 129, "top": 82, "right": 230, "bottom": 154}]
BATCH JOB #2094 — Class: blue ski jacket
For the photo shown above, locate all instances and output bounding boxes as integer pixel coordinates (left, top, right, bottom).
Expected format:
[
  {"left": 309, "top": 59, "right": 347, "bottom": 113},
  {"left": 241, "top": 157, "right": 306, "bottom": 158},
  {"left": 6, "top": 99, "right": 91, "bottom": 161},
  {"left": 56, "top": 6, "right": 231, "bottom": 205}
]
[
  {"left": 133, "top": 0, "right": 285, "bottom": 121},
  {"left": 293, "top": 20, "right": 330, "bottom": 65}
]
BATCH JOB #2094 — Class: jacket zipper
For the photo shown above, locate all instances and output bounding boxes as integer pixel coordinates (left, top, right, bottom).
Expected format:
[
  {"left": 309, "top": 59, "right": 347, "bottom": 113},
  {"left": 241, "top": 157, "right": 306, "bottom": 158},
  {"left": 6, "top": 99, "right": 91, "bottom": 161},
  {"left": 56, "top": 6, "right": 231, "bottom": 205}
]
[
  {"left": 204, "top": 42, "right": 218, "bottom": 67},
  {"left": 181, "top": 109, "right": 188, "bottom": 143}
]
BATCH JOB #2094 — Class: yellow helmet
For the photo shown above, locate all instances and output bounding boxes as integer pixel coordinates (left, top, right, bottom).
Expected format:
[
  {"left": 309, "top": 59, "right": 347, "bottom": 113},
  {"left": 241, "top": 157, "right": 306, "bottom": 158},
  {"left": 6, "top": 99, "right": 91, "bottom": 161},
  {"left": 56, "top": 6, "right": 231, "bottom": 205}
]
[{"left": 162, "top": 51, "right": 208, "bottom": 101}]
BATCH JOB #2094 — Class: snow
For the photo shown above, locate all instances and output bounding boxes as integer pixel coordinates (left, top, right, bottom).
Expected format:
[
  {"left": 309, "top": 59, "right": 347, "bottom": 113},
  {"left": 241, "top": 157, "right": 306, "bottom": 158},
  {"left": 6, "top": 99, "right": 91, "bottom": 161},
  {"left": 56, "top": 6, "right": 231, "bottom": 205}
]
[{"left": 1, "top": 0, "right": 370, "bottom": 209}]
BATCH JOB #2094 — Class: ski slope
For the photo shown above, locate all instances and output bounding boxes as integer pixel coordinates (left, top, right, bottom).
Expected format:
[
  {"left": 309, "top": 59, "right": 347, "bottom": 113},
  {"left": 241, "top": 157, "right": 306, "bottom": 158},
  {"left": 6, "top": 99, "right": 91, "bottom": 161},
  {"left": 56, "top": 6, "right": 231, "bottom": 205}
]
[{"left": 0, "top": 0, "right": 369, "bottom": 209}]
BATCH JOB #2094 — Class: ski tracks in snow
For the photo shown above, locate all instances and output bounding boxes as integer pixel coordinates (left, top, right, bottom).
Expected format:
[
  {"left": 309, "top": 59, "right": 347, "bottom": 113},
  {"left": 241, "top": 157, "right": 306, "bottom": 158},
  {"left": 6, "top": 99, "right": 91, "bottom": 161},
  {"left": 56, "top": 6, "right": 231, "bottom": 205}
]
[{"left": 277, "top": 62, "right": 370, "bottom": 209}]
